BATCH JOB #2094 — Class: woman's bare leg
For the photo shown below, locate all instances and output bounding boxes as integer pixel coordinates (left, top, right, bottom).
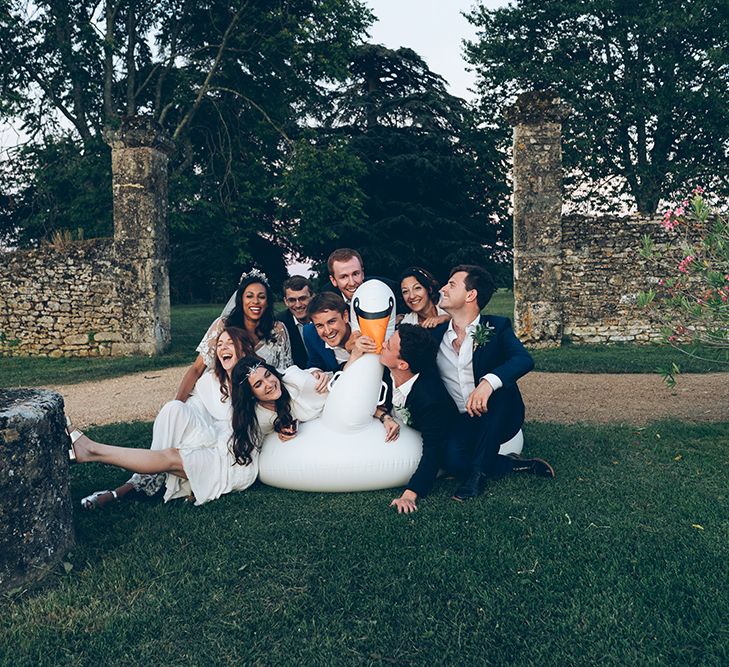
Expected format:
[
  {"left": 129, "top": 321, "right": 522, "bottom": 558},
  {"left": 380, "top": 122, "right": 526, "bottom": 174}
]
[{"left": 72, "top": 431, "right": 188, "bottom": 479}]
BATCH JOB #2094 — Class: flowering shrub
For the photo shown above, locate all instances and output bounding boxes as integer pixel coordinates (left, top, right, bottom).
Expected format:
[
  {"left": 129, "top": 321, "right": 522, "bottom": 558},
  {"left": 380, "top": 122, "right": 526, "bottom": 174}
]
[{"left": 638, "top": 188, "right": 729, "bottom": 383}]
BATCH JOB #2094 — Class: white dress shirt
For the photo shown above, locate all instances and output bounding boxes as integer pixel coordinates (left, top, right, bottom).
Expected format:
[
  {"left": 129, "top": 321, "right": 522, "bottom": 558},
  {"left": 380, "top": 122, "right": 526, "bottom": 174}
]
[
  {"left": 392, "top": 373, "right": 420, "bottom": 408},
  {"left": 325, "top": 341, "right": 351, "bottom": 365},
  {"left": 437, "top": 315, "right": 502, "bottom": 414}
]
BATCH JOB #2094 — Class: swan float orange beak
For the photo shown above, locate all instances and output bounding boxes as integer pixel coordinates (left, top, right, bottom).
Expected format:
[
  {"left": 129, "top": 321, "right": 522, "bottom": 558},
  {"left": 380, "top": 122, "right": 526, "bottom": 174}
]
[{"left": 352, "top": 281, "right": 395, "bottom": 353}]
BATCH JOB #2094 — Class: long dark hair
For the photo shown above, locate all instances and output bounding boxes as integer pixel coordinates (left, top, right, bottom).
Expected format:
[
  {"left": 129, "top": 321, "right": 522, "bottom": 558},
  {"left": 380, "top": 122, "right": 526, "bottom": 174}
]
[
  {"left": 213, "top": 327, "right": 256, "bottom": 402},
  {"left": 399, "top": 266, "right": 441, "bottom": 311},
  {"left": 230, "top": 357, "right": 295, "bottom": 466},
  {"left": 225, "top": 275, "right": 276, "bottom": 342}
]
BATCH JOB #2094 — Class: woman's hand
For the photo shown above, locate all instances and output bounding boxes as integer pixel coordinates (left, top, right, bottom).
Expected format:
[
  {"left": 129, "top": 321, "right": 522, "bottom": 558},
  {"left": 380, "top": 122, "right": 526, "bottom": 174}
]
[
  {"left": 382, "top": 414, "right": 400, "bottom": 442},
  {"left": 420, "top": 314, "right": 451, "bottom": 329},
  {"left": 309, "top": 370, "right": 332, "bottom": 394},
  {"left": 277, "top": 427, "right": 298, "bottom": 442}
]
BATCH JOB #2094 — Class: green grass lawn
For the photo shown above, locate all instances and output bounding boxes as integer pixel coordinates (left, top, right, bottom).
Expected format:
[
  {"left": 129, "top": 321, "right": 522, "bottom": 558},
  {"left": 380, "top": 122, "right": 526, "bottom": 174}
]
[
  {"left": 2, "top": 419, "right": 727, "bottom": 666},
  {"left": 1, "top": 293, "right": 726, "bottom": 388}
]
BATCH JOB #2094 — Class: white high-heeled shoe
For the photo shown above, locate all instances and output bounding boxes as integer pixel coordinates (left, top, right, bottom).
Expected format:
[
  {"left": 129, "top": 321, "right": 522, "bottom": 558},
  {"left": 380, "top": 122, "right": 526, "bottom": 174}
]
[{"left": 65, "top": 416, "right": 84, "bottom": 462}]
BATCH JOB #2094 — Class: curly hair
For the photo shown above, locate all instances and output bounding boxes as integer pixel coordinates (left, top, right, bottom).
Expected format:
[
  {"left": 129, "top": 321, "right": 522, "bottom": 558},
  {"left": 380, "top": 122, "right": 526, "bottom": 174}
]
[
  {"left": 225, "top": 275, "right": 277, "bottom": 343},
  {"left": 230, "top": 357, "right": 294, "bottom": 466},
  {"left": 213, "top": 327, "right": 255, "bottom": 402}
]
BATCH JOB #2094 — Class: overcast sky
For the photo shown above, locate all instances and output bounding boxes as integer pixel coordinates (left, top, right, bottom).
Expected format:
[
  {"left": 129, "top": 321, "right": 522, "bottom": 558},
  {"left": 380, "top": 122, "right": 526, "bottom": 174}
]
[{"left": 364, "top": 0, "right": 507, "bottom": 101}]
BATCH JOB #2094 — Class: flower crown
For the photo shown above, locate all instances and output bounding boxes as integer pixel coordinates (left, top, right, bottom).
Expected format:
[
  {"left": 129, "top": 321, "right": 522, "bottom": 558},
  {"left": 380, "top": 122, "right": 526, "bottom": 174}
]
[{"left": 239, "top": 268, "right": 269, "bottom": 286}]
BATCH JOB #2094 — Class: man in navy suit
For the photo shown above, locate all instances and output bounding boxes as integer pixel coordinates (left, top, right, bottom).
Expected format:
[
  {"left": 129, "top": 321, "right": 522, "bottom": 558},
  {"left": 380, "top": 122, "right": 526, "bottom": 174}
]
[
  {"left": 303, "top": 292, "right": 353, "bottom": 372},
  {"left": 435, "top": 264, "right": 555, "bottom": 501},
  {"left": 380, "top": 324, "right": 458, "bottom": 514},
  {"left": 276, "top": 275, "right": 313, "bottom": 368}
]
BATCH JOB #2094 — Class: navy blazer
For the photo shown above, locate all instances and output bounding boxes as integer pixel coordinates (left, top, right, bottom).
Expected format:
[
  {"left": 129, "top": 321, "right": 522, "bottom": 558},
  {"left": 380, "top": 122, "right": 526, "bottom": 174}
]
[
  {"left": 302, "top": 322, "right": 341, "bottom": 372},
  {"left": 276, "top": 309, "right": 310, "bottom": 369},
  {"left": 433, "top": 314, "right": 534, "bottom": 435},
  {"left": 399, "top": 370, "right": 458, "bottom": 498}
]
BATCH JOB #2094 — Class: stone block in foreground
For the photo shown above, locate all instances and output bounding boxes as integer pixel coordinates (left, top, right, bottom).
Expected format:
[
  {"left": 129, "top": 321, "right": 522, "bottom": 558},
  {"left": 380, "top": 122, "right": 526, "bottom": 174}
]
[{"left": 0, "top": 389, "right": 75, "bottom": 593}]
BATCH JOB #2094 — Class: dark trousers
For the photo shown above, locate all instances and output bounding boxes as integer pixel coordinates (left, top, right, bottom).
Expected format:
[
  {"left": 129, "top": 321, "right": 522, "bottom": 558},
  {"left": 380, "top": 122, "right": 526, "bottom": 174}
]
[{"left": 444, "top": 390, "right": 524, "bottom": 479}]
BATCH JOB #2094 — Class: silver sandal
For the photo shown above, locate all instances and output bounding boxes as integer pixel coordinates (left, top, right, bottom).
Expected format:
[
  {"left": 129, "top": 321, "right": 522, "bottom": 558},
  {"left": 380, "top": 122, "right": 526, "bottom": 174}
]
[{"left": 80, "top": 489, "right": 118, "bottom": 510}]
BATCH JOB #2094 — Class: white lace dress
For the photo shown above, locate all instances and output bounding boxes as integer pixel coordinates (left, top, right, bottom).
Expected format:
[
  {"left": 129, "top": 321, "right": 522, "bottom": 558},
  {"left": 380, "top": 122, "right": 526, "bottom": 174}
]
[
  {"left": 142, "top": 371, "right": 259, "bottom": 506},
  {"left": 196, "top": 299, "right": 292, "bottom": 372}
]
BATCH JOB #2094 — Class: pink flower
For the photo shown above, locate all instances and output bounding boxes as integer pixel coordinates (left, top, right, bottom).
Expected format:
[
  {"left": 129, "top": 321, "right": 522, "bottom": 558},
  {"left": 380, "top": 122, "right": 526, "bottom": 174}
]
[
  {"left": 674, "top": 206, "right": 685, "bottom": 217},
  {"left": 692, "top": 186, "right": 705, "bottom": 195},
  {"left": 677, "top": 255, "right": 695, "bottom": 274}
]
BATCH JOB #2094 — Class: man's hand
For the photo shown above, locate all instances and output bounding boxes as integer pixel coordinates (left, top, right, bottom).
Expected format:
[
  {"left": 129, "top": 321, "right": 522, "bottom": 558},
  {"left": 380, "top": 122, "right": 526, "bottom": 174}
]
[
  {"left": 383, "top": 414, "right": 400, "bottom": 442},
  {"left": 344, "top": 330, "right": 362, "bottom": 353},
  {"left": 309, "top": 369, "right": 332, "bottom": 394},
  {"left": 389, "top": 489, "right": 418, "bottom": 513},
  {"left": 350, "top": 334, "right": 377, "bottom": 360},
  {"left": 466, "top": 379, "right": 494, "bottom": 417}
]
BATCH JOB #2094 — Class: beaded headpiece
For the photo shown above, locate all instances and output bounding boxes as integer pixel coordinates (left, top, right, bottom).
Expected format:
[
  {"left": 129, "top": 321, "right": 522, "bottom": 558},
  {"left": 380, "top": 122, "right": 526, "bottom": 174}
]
[
  {"left": 239, "top": 268, "right": 269, "bottom": 286},
  {"left": 237, "top": 361, "right": 263, "bottom": 384}
]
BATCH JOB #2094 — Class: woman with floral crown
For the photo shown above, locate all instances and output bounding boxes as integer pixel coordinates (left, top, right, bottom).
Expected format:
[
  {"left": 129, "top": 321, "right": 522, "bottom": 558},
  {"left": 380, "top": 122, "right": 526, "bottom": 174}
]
[{"left": 175, "top": 269, "right": 293, "bottom": 402}]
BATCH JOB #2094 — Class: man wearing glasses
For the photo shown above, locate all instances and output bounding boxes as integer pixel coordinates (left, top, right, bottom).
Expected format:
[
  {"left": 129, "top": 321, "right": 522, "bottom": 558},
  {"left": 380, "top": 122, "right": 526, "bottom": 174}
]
[{"left": 277, "top": 275, "right": 314, "bottom": 368}]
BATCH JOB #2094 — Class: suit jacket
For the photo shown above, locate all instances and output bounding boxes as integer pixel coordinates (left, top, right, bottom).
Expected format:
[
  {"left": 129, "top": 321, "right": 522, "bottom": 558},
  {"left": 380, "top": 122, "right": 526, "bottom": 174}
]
[
  {"left": 399, "top": 370, "right": 458, "bottom": 498},
  {"left": 433, "top": 314, "right": 534, "bottom": 437},
  {"left": 276, "top": 309, "right": 309, "bottom": 368},
  {"left": 302, "top": 322, "right": 342, "bottom": 372}
]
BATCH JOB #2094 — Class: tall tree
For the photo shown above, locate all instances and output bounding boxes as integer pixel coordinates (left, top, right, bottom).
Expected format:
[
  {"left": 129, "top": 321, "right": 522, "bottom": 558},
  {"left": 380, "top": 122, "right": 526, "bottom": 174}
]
[
  {"left": 465, "top": 0, "right": 729, "bottom": 214},
  {"left": 0, "top": 0, "right": 373, "bottom": 299},
  {"left": 281, "top": 44, "right": 510, "bottom": 284}
]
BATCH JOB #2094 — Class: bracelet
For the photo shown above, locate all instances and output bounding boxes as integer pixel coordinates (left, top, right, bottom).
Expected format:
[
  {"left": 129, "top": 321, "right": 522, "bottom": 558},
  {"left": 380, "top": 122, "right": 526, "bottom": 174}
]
[{"left": 378, "top": 412, "right": 391, "bottom": 423}]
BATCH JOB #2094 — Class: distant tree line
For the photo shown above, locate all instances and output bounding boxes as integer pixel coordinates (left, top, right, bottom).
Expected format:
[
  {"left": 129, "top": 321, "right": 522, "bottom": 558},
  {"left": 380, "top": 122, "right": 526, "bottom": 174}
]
[{"left": 1, "top": 0, "right": 727, "bottom": 301}]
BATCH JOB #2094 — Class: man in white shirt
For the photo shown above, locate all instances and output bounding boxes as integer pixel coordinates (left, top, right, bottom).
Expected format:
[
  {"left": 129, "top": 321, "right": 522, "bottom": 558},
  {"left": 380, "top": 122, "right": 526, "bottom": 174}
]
[
  {"left": 434, "top": 264, "right": 554, "bottom": 501},
  {"left": 277, "top": 275, "right": 313, "bottom": 368}
]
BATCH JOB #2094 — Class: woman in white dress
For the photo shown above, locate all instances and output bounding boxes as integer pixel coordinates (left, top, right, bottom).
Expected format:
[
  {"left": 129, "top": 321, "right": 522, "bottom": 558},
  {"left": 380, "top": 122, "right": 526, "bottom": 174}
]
[
  {"left": 175, "top": 269, "right": 292, "bottom": 401},
  {"left": 229, "top": 356, "right": 328, "bottom": 463},
  {"left": 398, "top": 267, "right": 450, "bottom": 328},
  {"left": 69, "top": 327, "right": 264, "bottom": 507}
]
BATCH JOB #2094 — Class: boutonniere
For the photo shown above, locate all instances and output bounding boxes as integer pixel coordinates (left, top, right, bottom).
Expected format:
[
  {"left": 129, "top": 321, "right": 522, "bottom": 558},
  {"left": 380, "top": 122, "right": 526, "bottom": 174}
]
[
  {"left": 393, "top": 405, "right": 413, "bottom": 427},
  {"left": 471, "top": 322, "right": 495, "bottom": 351}
]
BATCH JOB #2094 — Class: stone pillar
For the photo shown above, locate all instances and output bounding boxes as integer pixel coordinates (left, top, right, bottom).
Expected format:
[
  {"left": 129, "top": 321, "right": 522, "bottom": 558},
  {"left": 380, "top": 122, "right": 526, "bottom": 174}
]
[
  {"left": 0, "top": 389, "right": 74, "bottom": 593},
  {"left": 106, "top": 117, "right": 175, "bottom": 355},
  {"left": 504, "top": 91, "right": 571, "bottom": 348}
]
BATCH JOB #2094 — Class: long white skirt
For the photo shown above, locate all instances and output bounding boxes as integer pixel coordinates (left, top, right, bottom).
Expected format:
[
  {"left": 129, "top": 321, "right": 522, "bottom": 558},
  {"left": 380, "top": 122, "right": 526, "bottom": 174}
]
[{"left": 149, "top": 400, "right": 258, "bottom": 506}]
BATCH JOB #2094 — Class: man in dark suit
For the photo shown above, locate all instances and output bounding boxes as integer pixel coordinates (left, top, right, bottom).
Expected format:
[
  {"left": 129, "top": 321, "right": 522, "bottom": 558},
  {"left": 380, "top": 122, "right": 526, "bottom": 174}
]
[
  {"left": 380, "top": 324, "right": 458, "bottom": 514},
  {"left": 434, "top": 264, "right": 555, "bottom": 501},
  {"left": 303, "top": 292, "right": 353, "bottom": 372},
  {"left": 276, "top": 275, "right": 313, "bottom": 368}
]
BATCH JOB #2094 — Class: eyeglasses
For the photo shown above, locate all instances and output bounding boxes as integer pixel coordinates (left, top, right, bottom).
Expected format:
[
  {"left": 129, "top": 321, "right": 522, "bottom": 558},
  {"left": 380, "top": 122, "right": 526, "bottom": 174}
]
[{"left": 285, "top": 296, "right": 311, "bottom": 304}]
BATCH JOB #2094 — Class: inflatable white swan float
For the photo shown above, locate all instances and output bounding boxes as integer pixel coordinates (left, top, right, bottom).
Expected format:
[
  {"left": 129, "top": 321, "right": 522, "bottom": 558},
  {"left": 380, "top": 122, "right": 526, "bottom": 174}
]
[{"left": 258, "top": 280, "right": 522, "bottom": 493}]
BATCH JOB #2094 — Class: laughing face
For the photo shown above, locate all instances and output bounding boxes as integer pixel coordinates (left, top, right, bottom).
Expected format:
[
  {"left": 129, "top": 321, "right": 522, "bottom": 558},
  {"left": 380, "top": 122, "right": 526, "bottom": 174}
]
[
  {"left": 248, "top": 366, "right": 283, "bottom": 405},
  {"left": 216, "top": 331, "right": 240, "bottom": 373},
  {"left": 401, "top": 276, "right": 432, "bottom": 315},
  {"left": 439, "top": 271, "right": 471, "bottom": 311},
  {"left": 242, "top": 282, "right": 268, "bottom": 322},
  {"left": 329, "top": 256, "right": 364, "bottom": 302},
  {"left": 311, "top": 308, "right": 350, "bottom": 348}
]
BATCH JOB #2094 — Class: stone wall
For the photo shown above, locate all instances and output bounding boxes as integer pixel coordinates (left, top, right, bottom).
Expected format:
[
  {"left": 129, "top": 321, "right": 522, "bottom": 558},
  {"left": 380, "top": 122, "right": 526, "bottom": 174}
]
[
  {"left": 506, "top": 91, "right": 689, "bottom": 347},
  {"left": 0, "top": 117, "right": 172, "bottom": 357},
  {"left": 561, "top": 214, "right": 666, "bottom": 343}
]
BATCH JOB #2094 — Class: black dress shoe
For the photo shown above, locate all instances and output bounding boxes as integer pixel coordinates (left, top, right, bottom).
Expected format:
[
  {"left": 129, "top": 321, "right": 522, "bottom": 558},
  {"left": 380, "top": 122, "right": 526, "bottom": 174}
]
[
  {"left": 452, "top": 471, "right": 488, "bottom": 501},
  {"left": 507, "top": 454, "right": 555, "bottom": 479}
]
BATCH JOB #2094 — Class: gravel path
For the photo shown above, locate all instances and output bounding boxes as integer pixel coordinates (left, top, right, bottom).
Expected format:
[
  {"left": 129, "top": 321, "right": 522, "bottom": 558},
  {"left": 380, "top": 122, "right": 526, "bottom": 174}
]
[{"left": 44, "top": 365, "right": 729, "bottom": 428}]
